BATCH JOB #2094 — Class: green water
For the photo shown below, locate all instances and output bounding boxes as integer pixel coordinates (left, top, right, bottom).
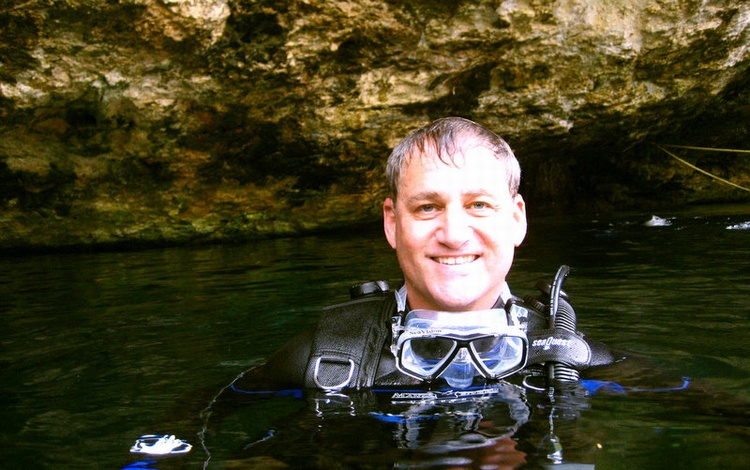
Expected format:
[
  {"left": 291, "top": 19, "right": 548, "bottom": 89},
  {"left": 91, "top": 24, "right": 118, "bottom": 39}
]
[{"left": 1, "top": 205, "right": 749, "bottom": 469}]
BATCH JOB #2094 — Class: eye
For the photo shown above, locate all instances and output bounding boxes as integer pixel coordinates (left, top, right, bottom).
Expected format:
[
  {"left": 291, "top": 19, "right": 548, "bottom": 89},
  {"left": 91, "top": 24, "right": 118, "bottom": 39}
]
[
  {"left": 405, "top": 197, "right": 443, "bottom": 219},
  {"left": 469, "top": 201, "right": 494, "bottom": 211}
]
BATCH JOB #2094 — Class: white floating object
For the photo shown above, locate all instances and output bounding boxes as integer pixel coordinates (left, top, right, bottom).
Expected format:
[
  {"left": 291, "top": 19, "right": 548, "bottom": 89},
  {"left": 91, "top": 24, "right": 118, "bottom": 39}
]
[
  {"left": 726, "top": 221, "right": 750, "bottom": 230},
  {"left": 130, "top": 434, "right": 192, "bottom": 455},
  {"left": 643, "top": 215, "right": 672, "bottom": 227}
]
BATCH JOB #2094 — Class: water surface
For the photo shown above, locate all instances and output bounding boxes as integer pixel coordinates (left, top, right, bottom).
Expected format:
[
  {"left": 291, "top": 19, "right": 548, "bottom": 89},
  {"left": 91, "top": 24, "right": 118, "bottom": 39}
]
[{"left": 1, "top": 204, "right": 748, "bottom": 469}]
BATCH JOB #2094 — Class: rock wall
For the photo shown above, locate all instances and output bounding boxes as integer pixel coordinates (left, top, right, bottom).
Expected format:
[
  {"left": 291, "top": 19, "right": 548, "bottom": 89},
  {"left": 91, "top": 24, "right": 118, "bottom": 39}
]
[{"left": 1, "top": 0, "right": 749, "bottom": 250}]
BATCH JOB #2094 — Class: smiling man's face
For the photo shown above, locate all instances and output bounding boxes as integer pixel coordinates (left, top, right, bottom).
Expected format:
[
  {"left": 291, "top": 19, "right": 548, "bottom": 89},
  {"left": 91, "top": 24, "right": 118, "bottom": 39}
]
[{"left": 383, "top": 141, "right": 527, "bottom": 312}]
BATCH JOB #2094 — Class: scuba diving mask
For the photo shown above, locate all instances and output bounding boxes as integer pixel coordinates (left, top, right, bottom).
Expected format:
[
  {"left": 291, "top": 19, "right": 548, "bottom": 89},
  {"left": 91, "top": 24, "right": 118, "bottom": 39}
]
[{"left": 392, "top": 309, "right": 528, "bottom": 388}]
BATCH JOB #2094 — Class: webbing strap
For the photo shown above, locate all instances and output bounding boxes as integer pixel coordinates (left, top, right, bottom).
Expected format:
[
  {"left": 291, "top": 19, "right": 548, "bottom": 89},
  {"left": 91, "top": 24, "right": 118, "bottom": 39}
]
[
  {"left": 527, "top": 329, "right": 592, "bottom": 369},
  {"left": 304, "top": 295, "right": 396, "bottom": 391}
]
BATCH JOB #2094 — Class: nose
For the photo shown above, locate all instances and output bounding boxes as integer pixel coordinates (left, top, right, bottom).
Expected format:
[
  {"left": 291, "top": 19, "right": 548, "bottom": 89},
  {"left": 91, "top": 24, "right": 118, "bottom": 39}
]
[{"left": 436, "top": 207, "right": 472, "bottom": 247}]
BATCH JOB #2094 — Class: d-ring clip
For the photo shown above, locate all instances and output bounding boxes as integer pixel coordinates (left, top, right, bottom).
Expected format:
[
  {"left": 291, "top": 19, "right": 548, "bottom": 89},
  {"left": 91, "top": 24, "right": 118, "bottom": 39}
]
[{"left": 313, "top": 356, "right": 355, "bottom": 391}]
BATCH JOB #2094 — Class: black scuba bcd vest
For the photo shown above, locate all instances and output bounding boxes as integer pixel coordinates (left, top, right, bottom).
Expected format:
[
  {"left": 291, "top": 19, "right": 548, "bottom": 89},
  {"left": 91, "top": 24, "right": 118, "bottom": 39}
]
[
  {"left": 303, "top": 287, "right": 397, "bottom": 390},
  {"left": 303, "top": 267, "right": 616, "bottom": 391}
]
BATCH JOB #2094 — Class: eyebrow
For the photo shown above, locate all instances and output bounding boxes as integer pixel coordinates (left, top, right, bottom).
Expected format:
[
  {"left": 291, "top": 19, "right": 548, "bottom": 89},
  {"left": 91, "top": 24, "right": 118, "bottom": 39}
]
[
  {"left": 404, "top": 191, "right": 442, "bottom": 203},
  {"left": 462, "top": 189, "right": 497, "bottom": 200}
]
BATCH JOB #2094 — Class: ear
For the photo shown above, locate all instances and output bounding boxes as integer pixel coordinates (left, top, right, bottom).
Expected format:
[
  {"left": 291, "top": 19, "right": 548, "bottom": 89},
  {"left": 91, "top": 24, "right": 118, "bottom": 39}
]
[
  {"left": 511, "top": 194, "right": 527, "bottom": 247},
  {"left": 383, "top": 198, "right": 398, "bottom": 249}
]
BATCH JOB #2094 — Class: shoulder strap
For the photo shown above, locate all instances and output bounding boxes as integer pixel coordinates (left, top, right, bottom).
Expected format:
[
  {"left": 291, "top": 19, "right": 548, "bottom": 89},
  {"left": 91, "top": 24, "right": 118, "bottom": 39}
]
[{"left": 303, "top": 294, "right": 397, "bottom": 391}]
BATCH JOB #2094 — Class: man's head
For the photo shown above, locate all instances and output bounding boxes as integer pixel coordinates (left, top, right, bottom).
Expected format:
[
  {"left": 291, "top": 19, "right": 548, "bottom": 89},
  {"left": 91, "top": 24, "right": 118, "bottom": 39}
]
[
  {"left": 385, "top": 117, "right": 521, "bottom": 201},
  {"left": 383, "top": 117, "right": 527, "bottom": 312}
]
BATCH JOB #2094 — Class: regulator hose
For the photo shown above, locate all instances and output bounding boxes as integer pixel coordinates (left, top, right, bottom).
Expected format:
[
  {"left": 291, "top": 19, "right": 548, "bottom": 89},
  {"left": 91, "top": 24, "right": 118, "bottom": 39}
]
[
  {"left": 548, "top": 265, "right": 570, "bottom": 330},
  {"left": 548, "top": 265, "right": 580, "bottom": 383}
]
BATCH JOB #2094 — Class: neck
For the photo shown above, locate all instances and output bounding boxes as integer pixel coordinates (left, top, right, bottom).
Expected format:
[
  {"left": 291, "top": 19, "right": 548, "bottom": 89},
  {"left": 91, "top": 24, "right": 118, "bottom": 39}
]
[{"left": 395, "top": 282, "right": 511, "bottom": 313}]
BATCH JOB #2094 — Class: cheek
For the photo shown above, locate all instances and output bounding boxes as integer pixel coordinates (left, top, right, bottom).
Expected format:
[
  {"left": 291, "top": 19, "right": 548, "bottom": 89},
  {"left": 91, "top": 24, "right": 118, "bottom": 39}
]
[
  {"left": 400, "top": 220, "right": 436, "bottom": 250},
  {"left": 480, "top": 217, "right": 521, "bottom": 250},
  {"left": 499, "top": 212, "right": 524, "bottom": 237}
]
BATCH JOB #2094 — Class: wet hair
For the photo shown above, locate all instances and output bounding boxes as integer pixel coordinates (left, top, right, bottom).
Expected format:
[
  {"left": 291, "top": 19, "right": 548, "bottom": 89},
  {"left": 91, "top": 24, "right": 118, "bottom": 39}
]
[{"left": 385, "top": 117, "right": 521, "bottom": 200}]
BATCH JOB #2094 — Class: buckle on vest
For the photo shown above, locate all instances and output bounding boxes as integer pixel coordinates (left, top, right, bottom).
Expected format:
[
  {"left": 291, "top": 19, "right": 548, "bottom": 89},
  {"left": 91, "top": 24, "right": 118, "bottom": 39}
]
[{"left": 313, "top": 356, "right": 355, "bottom": 391}]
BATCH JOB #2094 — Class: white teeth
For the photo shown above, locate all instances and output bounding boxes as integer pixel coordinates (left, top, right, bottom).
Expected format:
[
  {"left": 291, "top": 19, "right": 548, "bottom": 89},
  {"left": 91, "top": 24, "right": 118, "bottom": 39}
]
[{"left": 434, "top": 255, "right": 476, "bottom": 265}]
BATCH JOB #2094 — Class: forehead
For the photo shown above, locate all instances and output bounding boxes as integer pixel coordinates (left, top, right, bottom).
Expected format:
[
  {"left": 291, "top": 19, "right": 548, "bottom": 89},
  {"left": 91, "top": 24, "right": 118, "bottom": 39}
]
[{"left": 399, "top": 144, "right": 509, "bottom": 192}]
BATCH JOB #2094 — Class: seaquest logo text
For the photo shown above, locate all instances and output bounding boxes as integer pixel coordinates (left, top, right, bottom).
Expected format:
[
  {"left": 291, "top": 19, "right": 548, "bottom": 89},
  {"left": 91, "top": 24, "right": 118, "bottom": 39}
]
[{"left": 532, "top": 336, "right": 572, "bottom": 351}]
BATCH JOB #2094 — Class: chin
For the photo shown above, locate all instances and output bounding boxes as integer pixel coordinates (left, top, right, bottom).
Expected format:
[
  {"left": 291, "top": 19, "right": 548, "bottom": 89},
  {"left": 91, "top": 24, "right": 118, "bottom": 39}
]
[
  {"left": 433, "top": 293, "right": 486, "bottom": 311},
  {"left": 436, "top": 283, "right": 490, "bottom": 307}
]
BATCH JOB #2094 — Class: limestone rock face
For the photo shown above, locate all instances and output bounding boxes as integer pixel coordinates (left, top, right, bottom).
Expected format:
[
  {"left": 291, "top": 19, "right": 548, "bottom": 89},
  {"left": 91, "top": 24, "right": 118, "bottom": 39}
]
[{"left": 1, "top": 0, "right": 749, "bottom": 249}]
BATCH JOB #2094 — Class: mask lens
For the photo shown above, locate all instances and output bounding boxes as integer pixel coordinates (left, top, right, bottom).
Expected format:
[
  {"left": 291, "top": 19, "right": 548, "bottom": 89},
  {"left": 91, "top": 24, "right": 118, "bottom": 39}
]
[
  {"left": 400, "top": 337, "right": 456, "bottom": 377},
  {"left": 472, "top": 335, "right": 526, "bottom": 376},
  {"left": 410, "top": 337, "right": 455, "bottom": 361},
  {"left": 472, "top": 335, "right": 505, "bottom": 354}
]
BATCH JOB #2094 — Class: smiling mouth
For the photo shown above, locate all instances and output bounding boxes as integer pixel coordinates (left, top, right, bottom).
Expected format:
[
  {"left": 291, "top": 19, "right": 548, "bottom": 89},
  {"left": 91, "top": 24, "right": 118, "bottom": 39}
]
[{"left": 433, "top": 255, "right": 479, "bottom": 265}]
